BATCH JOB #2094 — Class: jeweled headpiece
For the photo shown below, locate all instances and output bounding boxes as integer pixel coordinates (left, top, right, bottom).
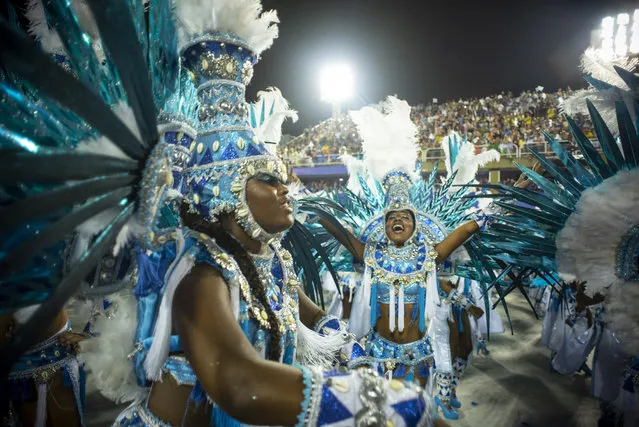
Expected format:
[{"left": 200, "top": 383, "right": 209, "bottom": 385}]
[
  {"left": 174, "top": 0, "right": 287, "bottom": 243},
  {"left": 382, "top": 169, "right": 414, "bottom": 213}
]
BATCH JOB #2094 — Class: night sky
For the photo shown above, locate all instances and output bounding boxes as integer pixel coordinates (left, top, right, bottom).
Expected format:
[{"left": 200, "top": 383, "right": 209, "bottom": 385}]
[{"left": 248, "top": 0, "right": 636, "bottom": 133}]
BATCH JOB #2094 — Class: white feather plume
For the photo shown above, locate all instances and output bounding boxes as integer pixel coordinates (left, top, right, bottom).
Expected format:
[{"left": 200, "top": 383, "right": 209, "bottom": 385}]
[
  {"left": 173, "top": 0, "right": 279, "bottom": 54},
  {"left": 556, "top": 169, "right": 639, "bottom": 295},
  {"left": 349, "top": 96, "right": 419, "bottom": 182},
  {"left": 580, "top": 48, "right": 638, "bottom": 90},
  {"left": 294, "top": 319, "right": 343, "bottom": 369},
  {"left": 251, "top": 87, "right": 298, "bottom": 153},
  {"left": 440, "top": 131, "right": 500, "bottom": 187},
  {"left": 25, "top": 0, "right": 63, "bottom": 53},
  {"left": 79, "top": 290, "right": 146, "bottom": 403},
  {"left": 26, "top": 0, "right": 100, "bottom": 54},
  {"left": 561, "top": 48, "right": 639, "bottom": 135},
  {"left": 555, "top": 168, "right": 639, "bottom": 355},
  {"left": 341, "top": 154, "right": 367, "bottom": 195}
]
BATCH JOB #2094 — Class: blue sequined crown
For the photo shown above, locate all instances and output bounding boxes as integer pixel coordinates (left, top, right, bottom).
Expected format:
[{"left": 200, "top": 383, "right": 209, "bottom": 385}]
[
  {"left": 382, "top": 169, "right": 414, "bottom": 213},
  {"left": 179, "top": 32, "right": 287, "bottom": 241}
]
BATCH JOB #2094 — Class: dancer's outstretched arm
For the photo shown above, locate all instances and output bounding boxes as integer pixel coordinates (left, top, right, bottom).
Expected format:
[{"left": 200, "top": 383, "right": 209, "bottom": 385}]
[
  {"left": 174, "top": 263, "right": 307, "bottom": 425},
  {"left": 434, "top": 220, "right": 480, "bottom": 263},
  {"left": 318, "top": 218, "right": 365, "bottom": 263}
]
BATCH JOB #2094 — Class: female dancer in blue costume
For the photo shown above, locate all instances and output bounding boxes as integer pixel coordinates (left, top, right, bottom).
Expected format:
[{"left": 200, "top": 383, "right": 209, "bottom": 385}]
[
  {"left": 0, "top": 1, "right": 444, "bottom": 426},
  {"left": 316, "top": 99, "right": 494, "bottom": 420}
]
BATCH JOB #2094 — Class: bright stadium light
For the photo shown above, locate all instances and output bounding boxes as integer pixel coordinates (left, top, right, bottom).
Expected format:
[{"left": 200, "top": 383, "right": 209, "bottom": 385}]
[
  {"left": 631, "top": 10, "right": 639, "bottom": 53},
  {"left": 595, "top": 11, "right": 639, "bottom": 59},
  {"left": 617, "top": 13, "right": 630, "bottom": 26},
  {"left": 615, "top": 15, "right": 629, "bottom": 57},
  {"left": 319, "top": 64, "right": 354, "bottom": 104},
  {"left": 602, "top": 16, "right": 615, "bottom": 38}
]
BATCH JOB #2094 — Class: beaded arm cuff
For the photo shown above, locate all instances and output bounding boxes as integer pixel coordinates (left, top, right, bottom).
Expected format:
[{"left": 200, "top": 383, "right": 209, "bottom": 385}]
[
  {"left": 314, "top": 315, "right": 374, "bottom": 369},
  {"left": 313, "top": 314, "right": 342, "bottom": 335},
  {"left": 295, "top": 364, "right": 322, "bottom": 427},
  {"left": 296, "top": 366, "right": 434, "bottom": 426}
]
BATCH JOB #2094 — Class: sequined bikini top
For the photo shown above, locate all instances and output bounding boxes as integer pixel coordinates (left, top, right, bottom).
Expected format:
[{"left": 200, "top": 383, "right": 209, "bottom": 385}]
[{"left": 364, "top": 231, "right": 438, "bottom": 304}]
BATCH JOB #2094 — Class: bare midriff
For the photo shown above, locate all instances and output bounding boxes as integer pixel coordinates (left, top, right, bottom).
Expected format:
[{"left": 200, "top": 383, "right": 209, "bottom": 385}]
[
  {"left": 147, "top": 364, "right": 211, "bottom": 426},
  {"left": 375, "top": 302, "right": 423, "bottom": 343}
]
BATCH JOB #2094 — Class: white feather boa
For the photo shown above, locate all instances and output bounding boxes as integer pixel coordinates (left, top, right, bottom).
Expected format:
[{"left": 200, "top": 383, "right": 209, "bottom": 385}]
[
  {"left": 172, "top": 0, "right": 279, "bottom": 53},
  {"left": 556, "top": 168, "right": 639, "bottom": 355},
  {"left": 350, "top": 97, "right": 419, "bottom": 183},
  {"left": 79, "top": 290, "right": 146, "bottom": 403}
]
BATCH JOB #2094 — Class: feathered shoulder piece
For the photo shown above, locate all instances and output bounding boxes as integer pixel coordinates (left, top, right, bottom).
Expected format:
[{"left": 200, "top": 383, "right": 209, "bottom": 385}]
[
  {"left": 173, "top": 0, "right": 279, "bottom": 54},
  {"left": 349, "top": 96, "right": 419, "bottom": 183}
]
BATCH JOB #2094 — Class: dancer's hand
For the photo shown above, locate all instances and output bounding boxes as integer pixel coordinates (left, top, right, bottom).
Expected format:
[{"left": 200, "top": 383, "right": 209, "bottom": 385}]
[
  {"left": 439, "top": 280, "right": 454, "bottom": 294},
  {"left": 57, "top": 331, "right": 88, "bottom": 352},
  {"left": 467, "top": 305, "right": 484, "bottom": 319}
]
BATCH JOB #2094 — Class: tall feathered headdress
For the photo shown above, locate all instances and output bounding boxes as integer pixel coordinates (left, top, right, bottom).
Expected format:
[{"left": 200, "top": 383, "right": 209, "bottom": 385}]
[{"left": 350, "top": 96, "right": 419, "bottom": 212}]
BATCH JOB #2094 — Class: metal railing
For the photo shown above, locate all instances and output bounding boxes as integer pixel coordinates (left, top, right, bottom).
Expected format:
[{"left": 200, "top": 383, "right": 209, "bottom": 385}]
[{"left": 285, "top": 141, "right": 594, "bottom": 168}]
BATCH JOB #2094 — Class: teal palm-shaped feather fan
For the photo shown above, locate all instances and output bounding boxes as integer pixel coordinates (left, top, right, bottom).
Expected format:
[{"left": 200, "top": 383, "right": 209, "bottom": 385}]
[
  {"left": 0, "top": 0, "right": 196, "bottom": 378},
  {"left": 476, "top": 65, "right": 639, "bottom": 356}
]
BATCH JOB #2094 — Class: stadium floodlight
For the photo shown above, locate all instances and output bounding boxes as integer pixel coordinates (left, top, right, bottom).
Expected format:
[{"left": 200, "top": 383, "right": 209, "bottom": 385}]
[
  {"left": 602, "top": 16, "right": 615, "bottom": 38},
  {"left": 631, "top": 10, "right": 639, "bottom": 53},
  {"left": 320, "top": 64, "right": 354, "bottom": 104},
  {"left": 617, "top": 13, "right": 630, "bottom": 26}
]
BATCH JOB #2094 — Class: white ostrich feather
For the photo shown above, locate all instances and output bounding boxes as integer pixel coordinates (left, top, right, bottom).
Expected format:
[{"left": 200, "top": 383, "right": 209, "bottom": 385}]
[
  {"left": 26, "top": 0, "right": 100, "bottom": 54},
  {"left": 556, "top": 168, "right": 639, "bottom": 356},
  {"left": 561, "top": 49, "right": 639, "bottom": 135},
  {"left": 349, "top": 96, "right": 419, "bottom": 182},
  {"left": 341, "top": 154, "right": 369, "bottom": 195},
  {"left": 441, "top": 132, "right": 500, "bottom": 187},
  {"left": 25, "top": 0, "right": 63, "bottom": 53},
  {"left": 580, "top": 48, "right": 638, "bottom": 90},
  {"left": 79, "top": 290, "right": 146, "bottom": 403},
  {"left": 295, "top": 319, "right": 343, "bottom": 369},
  {"left": 556, "top": 169, "right": 639, "bottom": 297},
  {"left": 252, "top": 87, "right": 298, "bottom": 153},
  {"left": 605, "top": 280, "right": 639, "bottom": 356},
  {"left": 172, "top": 0, "right": 279, "bottom": 54}
]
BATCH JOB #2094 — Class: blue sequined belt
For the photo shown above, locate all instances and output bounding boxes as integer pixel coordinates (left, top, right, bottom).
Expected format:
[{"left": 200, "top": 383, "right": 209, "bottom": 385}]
[{"left": 365, "top": 331, "right": 434, "bottom": 366}]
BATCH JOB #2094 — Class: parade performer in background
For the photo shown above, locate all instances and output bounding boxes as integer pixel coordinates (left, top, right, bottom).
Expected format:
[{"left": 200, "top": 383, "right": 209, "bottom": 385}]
[
  {"left": 477, "top": 55, "right": 639, "bottom": 426},
  {"left": 435, "top": 133, "right": 501, "bottom": 415},
  {"left": 315, "top": 97, "right": 497, "bottom": 420}
]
